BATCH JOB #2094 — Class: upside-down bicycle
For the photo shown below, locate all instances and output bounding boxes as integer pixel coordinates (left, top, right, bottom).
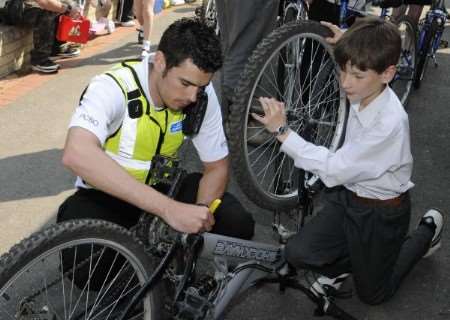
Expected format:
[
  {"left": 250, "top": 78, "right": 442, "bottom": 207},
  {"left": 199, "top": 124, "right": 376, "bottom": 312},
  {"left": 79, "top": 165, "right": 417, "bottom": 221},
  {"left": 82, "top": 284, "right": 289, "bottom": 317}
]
[{"left": 0, "top": 153, "right": 358, "bottom": 320}]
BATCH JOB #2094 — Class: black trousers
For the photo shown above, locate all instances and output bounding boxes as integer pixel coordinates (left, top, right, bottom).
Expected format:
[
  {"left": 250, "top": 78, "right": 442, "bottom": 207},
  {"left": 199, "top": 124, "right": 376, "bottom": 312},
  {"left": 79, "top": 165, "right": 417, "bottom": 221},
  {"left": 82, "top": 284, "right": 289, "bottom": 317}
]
[
  {"left": 285, "top": 187, "right": 434, "bottom": 305},
  {"left": 22, "top": 7, "right": 58, "bottom": 64},
  {"left": 57, "top": 173, "right": 255, "bottom": 240}
]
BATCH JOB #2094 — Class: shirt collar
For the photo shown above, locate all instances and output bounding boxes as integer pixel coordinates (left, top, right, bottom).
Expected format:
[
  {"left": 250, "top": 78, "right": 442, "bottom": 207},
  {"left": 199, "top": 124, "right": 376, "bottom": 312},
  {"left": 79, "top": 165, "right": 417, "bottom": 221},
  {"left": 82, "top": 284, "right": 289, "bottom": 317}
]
[{"left": 350, "top": 86, "right": 390, "bottom": 128}]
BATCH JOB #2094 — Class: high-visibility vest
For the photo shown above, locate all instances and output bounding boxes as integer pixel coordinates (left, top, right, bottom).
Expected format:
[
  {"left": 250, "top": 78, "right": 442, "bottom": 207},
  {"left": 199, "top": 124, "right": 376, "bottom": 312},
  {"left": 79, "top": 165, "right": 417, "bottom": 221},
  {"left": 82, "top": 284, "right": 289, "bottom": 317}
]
[{"left": 103, "top": 60, "right": 185, "bottom": 184}]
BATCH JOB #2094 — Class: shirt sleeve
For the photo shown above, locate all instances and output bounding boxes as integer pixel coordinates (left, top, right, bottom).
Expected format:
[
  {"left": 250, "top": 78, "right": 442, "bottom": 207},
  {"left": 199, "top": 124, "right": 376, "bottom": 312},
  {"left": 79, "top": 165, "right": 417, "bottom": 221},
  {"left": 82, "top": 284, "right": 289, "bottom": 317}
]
[
  {"left": 192, "top": 84, "right": 229, "bottom": 162},
  {"left": 280, "top": 124, "right": 405, "bottom": 187},
  {"left": 68, "top": 75, "right": 126, "bottom": 145}
]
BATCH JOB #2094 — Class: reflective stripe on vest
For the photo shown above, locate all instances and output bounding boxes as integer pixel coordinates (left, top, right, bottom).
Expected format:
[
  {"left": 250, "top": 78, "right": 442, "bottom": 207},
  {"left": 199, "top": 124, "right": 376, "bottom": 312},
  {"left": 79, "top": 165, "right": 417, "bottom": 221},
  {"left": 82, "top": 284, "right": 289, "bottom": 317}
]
[{"left": 103, "top": 60, "right": 185, "bottom": 184}]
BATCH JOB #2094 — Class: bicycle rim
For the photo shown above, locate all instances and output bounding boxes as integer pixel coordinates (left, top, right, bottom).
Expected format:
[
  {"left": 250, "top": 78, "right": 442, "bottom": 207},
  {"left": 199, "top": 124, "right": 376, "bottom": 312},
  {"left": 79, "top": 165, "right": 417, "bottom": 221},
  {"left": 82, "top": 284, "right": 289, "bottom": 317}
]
[
  {"left": 0, "top": 221, "right": 156, "bottom": 320},
  {"left": 230, "top": 21, "right": 347, "bottom": 211},
  {"left": 390, "top": 15, "right": 416, "bottom": 106}
]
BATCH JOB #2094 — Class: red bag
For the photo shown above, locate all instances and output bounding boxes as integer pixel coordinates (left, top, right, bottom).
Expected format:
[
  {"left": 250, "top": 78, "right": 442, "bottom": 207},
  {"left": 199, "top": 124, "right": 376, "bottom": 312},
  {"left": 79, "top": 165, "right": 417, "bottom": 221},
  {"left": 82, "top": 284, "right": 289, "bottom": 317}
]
[{"left": 56, "top": 15, "right": 91, "bottom": 44}]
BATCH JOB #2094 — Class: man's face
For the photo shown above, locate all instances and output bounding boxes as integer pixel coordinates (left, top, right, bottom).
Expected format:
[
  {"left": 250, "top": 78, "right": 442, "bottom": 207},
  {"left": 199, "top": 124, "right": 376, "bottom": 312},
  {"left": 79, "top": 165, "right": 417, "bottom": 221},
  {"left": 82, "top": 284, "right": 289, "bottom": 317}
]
[{"left": 156, "top": 58, "right": 213, "bottom": 111}]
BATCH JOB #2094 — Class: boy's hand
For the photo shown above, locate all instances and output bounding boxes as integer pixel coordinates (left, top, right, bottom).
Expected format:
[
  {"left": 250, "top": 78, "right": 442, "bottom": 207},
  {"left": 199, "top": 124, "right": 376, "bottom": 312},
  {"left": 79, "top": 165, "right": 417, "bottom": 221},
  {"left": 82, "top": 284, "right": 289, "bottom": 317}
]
[
  {"left": 320, "top": 21, "right": 344, "bottom": 44},
  {"left": 251, "top": 97, "right": 287, "bottom": 133}
]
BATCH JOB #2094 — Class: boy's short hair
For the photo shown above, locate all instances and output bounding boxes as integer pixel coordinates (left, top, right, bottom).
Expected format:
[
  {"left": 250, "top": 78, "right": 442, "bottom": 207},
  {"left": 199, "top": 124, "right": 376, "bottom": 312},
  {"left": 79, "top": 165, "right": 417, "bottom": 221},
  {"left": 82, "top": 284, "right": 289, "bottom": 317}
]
[
  {"left": 334, "top": 17, "right": 401, "bottom": 74},
  {"left": 158, "top": 17, "right": 223, "bottom": 74}
]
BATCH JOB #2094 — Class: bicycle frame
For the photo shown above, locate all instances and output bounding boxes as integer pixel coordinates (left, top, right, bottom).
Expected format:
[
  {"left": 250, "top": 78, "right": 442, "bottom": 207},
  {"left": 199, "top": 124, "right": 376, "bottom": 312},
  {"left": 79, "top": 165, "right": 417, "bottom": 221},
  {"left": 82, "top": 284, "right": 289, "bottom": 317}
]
[
  {"left": 120, "top": 220, "right": 358, "bottom": 320},
  {"left": 417, "top": 0, "right": 447, "bottom": 62}
]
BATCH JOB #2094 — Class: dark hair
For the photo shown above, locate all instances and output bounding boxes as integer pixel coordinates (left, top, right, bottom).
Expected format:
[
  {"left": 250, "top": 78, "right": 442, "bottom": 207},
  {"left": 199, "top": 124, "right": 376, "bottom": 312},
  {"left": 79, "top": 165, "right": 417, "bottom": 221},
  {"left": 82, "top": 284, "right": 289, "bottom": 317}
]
[
  {"left": 157, "top": 17, "right": 223, "bottom": 73},
  {"left": 334, "top": 17, "right": 401, "bottom": 74}
]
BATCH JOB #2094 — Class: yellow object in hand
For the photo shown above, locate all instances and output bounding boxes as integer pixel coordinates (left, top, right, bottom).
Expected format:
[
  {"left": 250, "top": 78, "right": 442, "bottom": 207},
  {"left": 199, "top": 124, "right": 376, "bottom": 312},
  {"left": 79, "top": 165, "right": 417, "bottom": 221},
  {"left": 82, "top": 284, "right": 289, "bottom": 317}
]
[{"left": 209, "top": 199, "right": 222, "bottom": 214}]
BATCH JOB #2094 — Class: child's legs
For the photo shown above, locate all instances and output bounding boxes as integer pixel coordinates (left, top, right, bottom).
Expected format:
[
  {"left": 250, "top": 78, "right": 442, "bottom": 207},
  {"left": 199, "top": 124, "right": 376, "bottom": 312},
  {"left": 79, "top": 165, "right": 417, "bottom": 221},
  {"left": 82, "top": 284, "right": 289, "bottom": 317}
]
[
  {"left": 285, "top": 188, "right": 352, "bottom": 278},
  {"left": 345, "top": 192, "right": 411, "bottom": 305}
]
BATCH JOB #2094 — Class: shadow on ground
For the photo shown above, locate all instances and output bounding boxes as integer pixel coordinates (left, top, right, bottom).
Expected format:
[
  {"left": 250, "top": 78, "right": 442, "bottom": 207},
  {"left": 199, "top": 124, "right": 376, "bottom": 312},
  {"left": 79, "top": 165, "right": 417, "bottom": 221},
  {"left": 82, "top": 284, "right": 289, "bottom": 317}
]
[{"left": 0, "top": 149, "right": 74, "bottom": 202}]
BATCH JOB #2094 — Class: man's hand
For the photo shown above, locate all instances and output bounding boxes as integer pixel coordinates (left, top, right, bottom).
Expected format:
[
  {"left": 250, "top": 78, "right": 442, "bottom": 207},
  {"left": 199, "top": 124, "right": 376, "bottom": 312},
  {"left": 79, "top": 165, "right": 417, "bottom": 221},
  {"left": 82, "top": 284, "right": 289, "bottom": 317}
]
[
  {"left": 161, "top": 202, "right": 215, "bottom": 234},
  {"left": 251, "top": 97, "right": 287, "bottom": 133},
  {"left": 320, "top": 21, "right": 344, "bottom": 45}
]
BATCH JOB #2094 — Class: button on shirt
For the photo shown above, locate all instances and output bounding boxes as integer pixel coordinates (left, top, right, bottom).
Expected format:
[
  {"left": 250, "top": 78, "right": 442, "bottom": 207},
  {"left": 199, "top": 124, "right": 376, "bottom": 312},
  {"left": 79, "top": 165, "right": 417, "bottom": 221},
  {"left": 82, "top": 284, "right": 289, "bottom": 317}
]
[{"left": 280, "top": 86, "right": 414, "bottom": 200}]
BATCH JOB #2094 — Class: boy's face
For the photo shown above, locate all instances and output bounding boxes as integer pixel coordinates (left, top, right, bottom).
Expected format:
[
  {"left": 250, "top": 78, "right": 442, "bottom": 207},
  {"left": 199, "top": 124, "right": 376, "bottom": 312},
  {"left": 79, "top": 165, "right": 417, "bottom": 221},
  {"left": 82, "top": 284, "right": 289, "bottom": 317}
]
[{"left": 340, "top": 62, "right": 395, "bottom": 108}]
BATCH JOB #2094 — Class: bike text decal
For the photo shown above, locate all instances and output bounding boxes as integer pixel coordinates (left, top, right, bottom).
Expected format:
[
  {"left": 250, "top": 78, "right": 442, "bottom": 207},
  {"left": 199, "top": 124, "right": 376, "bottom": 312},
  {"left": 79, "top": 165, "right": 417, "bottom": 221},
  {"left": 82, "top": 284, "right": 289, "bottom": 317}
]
[{"left": 214, "top": 240, "right": 279, "bottom": 263}]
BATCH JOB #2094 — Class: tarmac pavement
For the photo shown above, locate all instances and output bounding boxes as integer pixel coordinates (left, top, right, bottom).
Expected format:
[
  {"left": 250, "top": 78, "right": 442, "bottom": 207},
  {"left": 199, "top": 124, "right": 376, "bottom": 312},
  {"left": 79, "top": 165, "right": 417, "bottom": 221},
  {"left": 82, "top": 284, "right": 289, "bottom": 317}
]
[{"left": 0, "top": 1, "right": 449, "bottom": 319}]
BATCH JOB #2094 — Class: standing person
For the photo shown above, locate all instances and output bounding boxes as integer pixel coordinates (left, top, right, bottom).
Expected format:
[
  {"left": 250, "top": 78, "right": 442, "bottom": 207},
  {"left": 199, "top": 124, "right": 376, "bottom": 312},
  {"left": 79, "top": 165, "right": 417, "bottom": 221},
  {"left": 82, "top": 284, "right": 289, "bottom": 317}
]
[
  {"left": 134, "top": 0, "right": 155, "bottom": 58},
  {"left": 21, "top": 0, "right": 81, "bottom": 73},
  {"left": 58, "top": 17, "right": 254, "bottom": 239},
  {"left": 253, "top": 17, "right": 443, "bottom": 305},
  {"left": 215, "top": 0, "right": 279, "bottom": 121}
]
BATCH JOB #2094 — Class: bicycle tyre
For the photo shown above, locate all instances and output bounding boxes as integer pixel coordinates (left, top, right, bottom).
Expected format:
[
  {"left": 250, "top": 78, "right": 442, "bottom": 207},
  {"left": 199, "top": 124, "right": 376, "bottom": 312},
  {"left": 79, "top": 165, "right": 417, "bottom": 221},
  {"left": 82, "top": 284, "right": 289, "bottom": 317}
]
[
  {"left": 413, "top": 18, "right": 438, "bottom": 89},
  {"left": 0, "top": 219, "right": 167, "bottom": 320},
  {"left": 390, "top": 15, "right": 417, "bottom": 106},
  {"left": 229, "top": 20, "right": 347, "bottom": 211}
]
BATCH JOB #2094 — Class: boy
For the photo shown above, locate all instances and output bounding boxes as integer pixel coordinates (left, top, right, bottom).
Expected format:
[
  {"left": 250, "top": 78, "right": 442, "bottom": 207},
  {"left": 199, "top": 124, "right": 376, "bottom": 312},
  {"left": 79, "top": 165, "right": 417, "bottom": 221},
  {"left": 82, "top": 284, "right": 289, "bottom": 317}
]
[{"left": 252, "top": 17, "right": 443, "bottom": 305}]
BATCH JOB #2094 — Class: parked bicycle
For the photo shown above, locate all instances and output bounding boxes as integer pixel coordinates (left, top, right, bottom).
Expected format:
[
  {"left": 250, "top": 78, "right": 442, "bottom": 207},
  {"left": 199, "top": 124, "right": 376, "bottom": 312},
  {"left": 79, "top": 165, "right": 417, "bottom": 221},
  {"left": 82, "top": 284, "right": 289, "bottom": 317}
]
[
  {"left": 0, "top": 156, "right": 357, "bottom": 320},
  {"left": 412, "top": 0, "right": 449, "bottom": 88}
]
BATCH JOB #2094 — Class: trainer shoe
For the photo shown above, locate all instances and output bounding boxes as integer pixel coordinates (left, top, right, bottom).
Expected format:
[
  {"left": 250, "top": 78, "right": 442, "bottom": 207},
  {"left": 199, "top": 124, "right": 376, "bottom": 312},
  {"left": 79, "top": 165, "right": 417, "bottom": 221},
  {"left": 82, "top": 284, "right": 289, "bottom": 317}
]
[
  {"left": 420, "top": 208, "right": 443, "bottom": 258},
  {"left": 310, "top": 273, "right": 350, "bottom": 298},
  {"left": 121, "top": 20, "right": 136, "bottom": 27},
  {"left": 51, "top": 44, "right": 81, "bottom": 60},
  {"left": 31, "top": 59, "right": 60, "bottom": 73}
]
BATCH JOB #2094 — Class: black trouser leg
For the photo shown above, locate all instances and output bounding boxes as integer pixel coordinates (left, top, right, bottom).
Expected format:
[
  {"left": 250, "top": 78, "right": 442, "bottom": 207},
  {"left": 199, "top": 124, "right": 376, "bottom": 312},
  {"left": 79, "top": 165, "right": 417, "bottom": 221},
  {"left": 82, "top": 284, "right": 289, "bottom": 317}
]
[
  {"left": 175, "top": 173, "right": 255, "bottom": 240},
  {"left": 58, "top": 173, "right": 255, "bottom": 239},
  {"left": 285, "top": 188, "right": 434, "bottom": 305},
  {"left": 23, "top": 8, "right": 57, "bottom": 64}
]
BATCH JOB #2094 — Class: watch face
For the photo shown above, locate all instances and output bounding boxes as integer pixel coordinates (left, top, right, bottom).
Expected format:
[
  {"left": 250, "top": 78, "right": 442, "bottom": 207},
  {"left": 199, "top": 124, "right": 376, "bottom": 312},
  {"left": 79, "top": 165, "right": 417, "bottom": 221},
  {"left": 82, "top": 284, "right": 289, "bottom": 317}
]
[{"left": 277, "top": 124, "right": 288, "bottom": 136}]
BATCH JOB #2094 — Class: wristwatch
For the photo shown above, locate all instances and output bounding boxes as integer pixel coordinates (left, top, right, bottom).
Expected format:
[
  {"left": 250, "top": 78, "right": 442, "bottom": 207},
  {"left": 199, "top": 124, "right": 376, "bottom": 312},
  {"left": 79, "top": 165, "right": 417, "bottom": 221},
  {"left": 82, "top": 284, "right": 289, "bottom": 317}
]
[{"left": 274, "top": 124, "right": 289, "bottom": 137}]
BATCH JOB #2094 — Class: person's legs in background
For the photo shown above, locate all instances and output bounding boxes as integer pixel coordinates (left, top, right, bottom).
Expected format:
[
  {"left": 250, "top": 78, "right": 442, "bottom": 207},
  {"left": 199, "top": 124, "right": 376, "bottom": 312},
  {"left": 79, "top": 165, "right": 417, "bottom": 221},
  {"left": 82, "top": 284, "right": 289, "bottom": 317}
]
[
  {"left": 134, "top": 0, "right": 155, "bottom": 57},
  {"left": 23, "top": 7, "right": 60, "bottom": 73},
  {"left": 118, "top": 0, "right": 135, "bottom": 26}
]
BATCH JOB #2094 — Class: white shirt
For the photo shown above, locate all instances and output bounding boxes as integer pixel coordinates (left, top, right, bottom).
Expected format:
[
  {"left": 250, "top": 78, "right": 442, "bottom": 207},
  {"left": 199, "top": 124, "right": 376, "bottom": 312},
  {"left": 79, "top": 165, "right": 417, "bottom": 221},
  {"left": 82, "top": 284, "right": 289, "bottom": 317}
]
[
  {"left": 280, "top": 86, "right": 414, "bottom": 200},
  {"left": 69, "top": 55, "right": 228, "bottom": 188}
]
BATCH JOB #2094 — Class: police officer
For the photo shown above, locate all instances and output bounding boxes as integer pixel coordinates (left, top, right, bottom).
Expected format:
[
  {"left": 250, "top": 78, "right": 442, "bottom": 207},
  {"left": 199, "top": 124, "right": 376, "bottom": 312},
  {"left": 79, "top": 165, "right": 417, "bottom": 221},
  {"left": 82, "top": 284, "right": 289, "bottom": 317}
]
[{"left": 57, "top": 18, "right": 255, "bottom": 239}]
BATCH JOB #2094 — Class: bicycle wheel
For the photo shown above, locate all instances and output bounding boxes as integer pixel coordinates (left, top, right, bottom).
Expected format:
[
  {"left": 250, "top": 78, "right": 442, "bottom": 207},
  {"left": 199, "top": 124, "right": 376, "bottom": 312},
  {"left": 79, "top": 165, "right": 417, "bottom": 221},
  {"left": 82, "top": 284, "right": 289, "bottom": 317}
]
[
  {"left": 229, "top": 20, "right": 347, "bottom": 211},
  {"left": 200, "top": 0, "right": 218, "bottom": 34},
  {"left": 414, "top": 19, "right": 438, "bottom": 89},
  {"left": 0, "top": 220, "right": 167, "bottom": 320},
  {"left": 390, "top": 15, "right": 417, "bottom": 106}
]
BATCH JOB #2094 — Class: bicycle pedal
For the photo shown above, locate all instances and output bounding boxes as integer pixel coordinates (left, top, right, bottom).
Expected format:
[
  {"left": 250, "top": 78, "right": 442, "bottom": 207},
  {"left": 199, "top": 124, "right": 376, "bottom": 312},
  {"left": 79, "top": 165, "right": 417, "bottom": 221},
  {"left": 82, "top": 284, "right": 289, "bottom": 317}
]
[{"left": 322, "top": 285, "right": 352, "bottom": 299}]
